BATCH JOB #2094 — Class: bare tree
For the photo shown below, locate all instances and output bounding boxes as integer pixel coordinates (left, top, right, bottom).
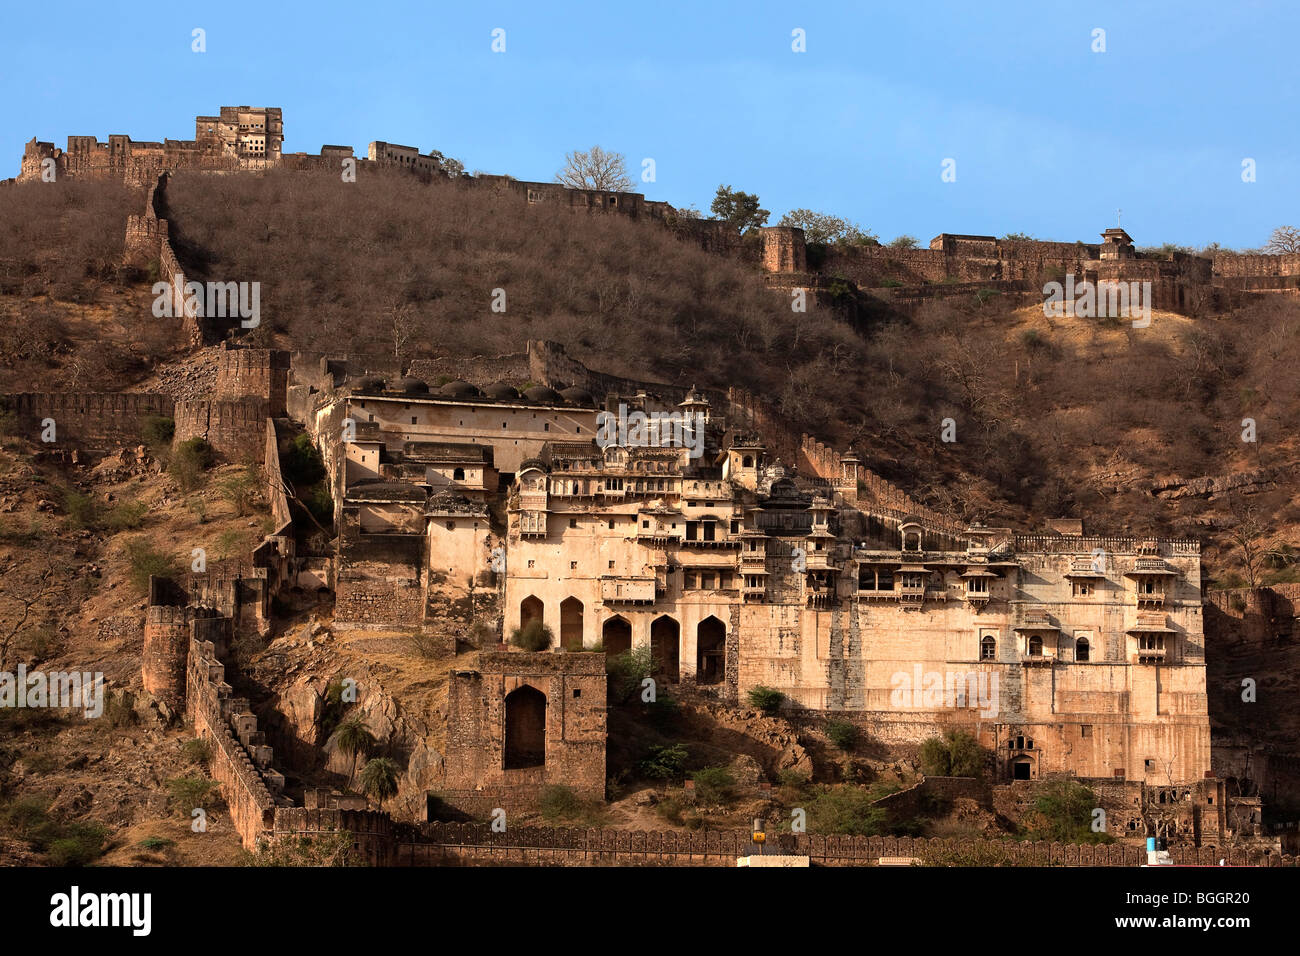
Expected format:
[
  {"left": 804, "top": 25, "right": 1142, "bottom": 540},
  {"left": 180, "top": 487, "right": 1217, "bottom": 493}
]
[
  {"left": 389, "top": 304, "right": 416, "bottom": 361},
  {"left": 0, "top": 561, "right": 56, "bottom": 670},
  {"left": 1225, "top": 493, "right": 1269, "bottom": 589},
  {"left": 556, "top": 146, "right": 633, "bottom": 192},
  {"left": 1265, "top": 226, "right": 1300, "bottom": 254}
]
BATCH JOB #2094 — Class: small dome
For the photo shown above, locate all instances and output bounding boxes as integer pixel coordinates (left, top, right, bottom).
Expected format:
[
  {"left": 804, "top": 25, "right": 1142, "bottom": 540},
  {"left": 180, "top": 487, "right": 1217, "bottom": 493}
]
[
  {"left": 523, "top": 385, "right": 563, "bottom": 405},
  {"left": 398, "top": 376, "right": 429, "bottom": 395},
  {"left": 484, "top": 382, "right": 519, "bottom": 401},
  {"left": 354, "top": 375, "right": 386, "bottom": 392},
  {"left": 559, "top": 386, "right": 594, "bottom": 406},
  {"left": 439, "top": 380, "right": 481, "bottom": 399},
  {"left": 518, "top": 457, "right": 548, "bottom": 474}
]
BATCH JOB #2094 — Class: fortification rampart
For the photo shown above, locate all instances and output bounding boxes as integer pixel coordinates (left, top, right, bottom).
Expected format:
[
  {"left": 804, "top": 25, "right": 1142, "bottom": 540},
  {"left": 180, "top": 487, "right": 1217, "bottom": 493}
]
[
  {"left": 186, "top": 637, "right": 280, "bottom": 845},
  {"left": 399, "top": 822, "right": 1296, "bottom": 867},
  {"left": 174, "top": 397, "right": 270, "bottom": 462},
  {"left": 214, "top": 345, "right": 289, "bottom": 415},
  {"left": 1, "top": 392, "right": 173, "bottom": 448}
]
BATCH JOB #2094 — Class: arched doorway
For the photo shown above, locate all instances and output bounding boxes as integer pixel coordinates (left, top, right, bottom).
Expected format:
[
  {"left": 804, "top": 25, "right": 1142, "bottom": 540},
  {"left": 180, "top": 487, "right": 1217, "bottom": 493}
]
[
  {"left": 602, "top": 616, "right": 632, "bottom": 656},
  {"left": 560, "top": 597, "right": 584, "bottom": 651},
  {"left": 696, "top": 616, "right": 726, "bottom": 685},
  {"left": 520, "top": 596, "right": 543, "bottom": 631},
  {"left": 651, "top": 615, "right": 680, "bottom": 683},
  {"left": 1011, "top": 757, "right": 1034, "bottom": 780},
  {"left": 504, "top": 685, "right": 546, "bottom": 769}
]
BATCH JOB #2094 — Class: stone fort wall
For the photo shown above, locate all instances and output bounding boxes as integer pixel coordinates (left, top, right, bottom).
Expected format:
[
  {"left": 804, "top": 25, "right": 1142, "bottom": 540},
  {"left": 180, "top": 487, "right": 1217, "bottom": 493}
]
[
  {"left": 174, "top": 397, "right": 269, "bottom": 463},
  {"left": 398, "top": 821, "right": 1297, "bottom": 867},
  {"left": 2, "top": 392, "right": 173, "bottom": 448}
]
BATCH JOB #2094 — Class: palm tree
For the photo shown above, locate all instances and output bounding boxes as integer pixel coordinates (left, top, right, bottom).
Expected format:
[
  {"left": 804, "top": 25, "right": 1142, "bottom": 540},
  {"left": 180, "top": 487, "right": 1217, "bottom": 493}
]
[
  {"left": 359, "top": 757, "right": 401, "bottom": 810},
  {"left": 335, "top": 715, "right": 375, "bottom": 788}
]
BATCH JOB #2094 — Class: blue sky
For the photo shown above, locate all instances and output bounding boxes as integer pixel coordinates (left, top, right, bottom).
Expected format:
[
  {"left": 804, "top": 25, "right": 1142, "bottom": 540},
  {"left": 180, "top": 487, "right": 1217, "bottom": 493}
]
[{"left": 3, "top": 1, "right": 1295, "bottom": 248}]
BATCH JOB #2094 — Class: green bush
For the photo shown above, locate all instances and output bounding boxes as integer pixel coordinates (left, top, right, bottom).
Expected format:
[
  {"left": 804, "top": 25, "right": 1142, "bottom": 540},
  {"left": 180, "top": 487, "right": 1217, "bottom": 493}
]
[
  {"left": 807, "top": 786, "right": 888, "bottom": 836},
  {"left": 182, "top": 738, "right": 212, "bottom": 766},
  {"left": 606, "top": 645, "right": 653, "bottom": 703},
  {"left": 283, "top": 433, "right": 326, "bottom": 487},
  {"left": 825, "top": 719, "right": 860, "bottom": 751},
  {"left": 918, "top": 730, "right": 986, "bottom": 778},
  {"left": 243, "top": 831, "right": 357, "bottom": 867},
  {"left": 509, "top": 618, "right": 553, "bottom": 651},
  {"left": 141, "top": 416, "right": 175, "bottom": 448},
  {"left": 165, "top": 775, "right": 217, "bottom": 818},
  {"left": 218, "top": 467, "right": 260, "bottom": 517},
  {"left": 0, "top": 798, "right": 110, "bottom": 865},
  {"left": 1025, "top": 780, "right": 1113, "bottom": 844},
  {"left": 124, "top": 540, "right": 177, "bottom": 593},
  {"left": 639, "top": 743, "right": 689, "bottom": 780},
  {"left": 747, "top": 685, "right": 785, "bottom": 715},
  {"left": 171, "top": 437, "right": 214, "bottom": 490},
  {"left": 101, "top": 499, "right": 148, "bottom": 533},
  {"left": 64, "top": 490, "right": 98, "bottom": 529},
  {"left": 47, "top": 822, "right": 110, "bottom": 866},
  {"left": 646, "top": 693, "right": 681, "bottom": 729},
  {"left": 691, "top": 767, "right": 735, "bottom": 805},
  {"left": 537, "top": 784, "right": 588, "bottom": 823}
]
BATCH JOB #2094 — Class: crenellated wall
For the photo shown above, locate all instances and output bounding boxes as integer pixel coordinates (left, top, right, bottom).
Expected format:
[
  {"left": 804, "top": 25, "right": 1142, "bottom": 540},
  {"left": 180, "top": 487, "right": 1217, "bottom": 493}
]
[
  {"left": 2, "top": 392, "right": 173, "bottom": 448},
  {"left": 174, "top": 397, "right": 270, "bottom": 462},
  {"left": 399, "top": 822, "right": 1296, "bottom": 867}
]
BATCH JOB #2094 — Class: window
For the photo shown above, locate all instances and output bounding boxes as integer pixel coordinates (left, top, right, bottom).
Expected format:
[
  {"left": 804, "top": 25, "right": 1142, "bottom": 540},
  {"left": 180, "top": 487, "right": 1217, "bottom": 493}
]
[
  {"left": 527, "top": 560, "right": 535, "bottom": 569},
  {"left": 608, "top": 561, "right": 615, "bottom": 569},
  {"left": 569, "top": 518, "right": 577, "bottom": 528},
  {"left": 411, "top": 417, "right": 417, "bottom": 425},
  {"left": 1028, "top": 636, "right": 1043, "bottom": 657},
  {"left": 980, "top": 635, "right": 996, "bottom": 660},
  {"left": 1076, "top": 637, "right": 1090, "bottom": 662},
  {"left": 453, "top": 468, "right": 465, "bottom": 481},
  {"left": 1073, "top": 581, "right": 1091, "bottom": 597},
  {"left": 608, "top": 520, "right": 615, "bottom": 529},
  {"left": 1081, "top": 725, "right": 1092, "bottom": 738},
  {"left": 573, "top": 689, "right": 581, "bottom": 698},
  {"left": 570, "top": 561, "right": 577, "bottom": 570},
  {"left": 544, "top": 423, "right": 550, "bottom": 431}
]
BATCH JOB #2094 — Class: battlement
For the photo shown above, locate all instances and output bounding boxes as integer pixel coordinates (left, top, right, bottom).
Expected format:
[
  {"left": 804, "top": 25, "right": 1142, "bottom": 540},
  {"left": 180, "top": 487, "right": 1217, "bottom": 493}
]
[
  {"left": 174, "top": 397, "right": 271, "bottom": 462},
  {"left": 214, "top": 344, "right": 290, "bottom": 414},
  {"left": 1, "top": 392, "right": 173, "bottom": 447}
]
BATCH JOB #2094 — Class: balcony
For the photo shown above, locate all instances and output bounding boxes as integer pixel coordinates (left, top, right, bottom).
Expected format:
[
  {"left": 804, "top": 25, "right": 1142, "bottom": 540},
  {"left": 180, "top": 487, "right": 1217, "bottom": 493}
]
[
  {"left": 601, "top": 576, "right": 656, "bottom": 605},
  {"left": 741, "top": 552, "right": 767, "bottom": 568},
  {"left": 806, "top": 550, "right": 839, "bottom": 571}
]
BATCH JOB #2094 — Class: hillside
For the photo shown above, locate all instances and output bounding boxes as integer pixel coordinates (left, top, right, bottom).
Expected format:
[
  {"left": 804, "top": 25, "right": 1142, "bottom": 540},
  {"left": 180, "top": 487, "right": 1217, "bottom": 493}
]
[{"left": 4, "top": 172, "right": 1300, "bottom": 582}]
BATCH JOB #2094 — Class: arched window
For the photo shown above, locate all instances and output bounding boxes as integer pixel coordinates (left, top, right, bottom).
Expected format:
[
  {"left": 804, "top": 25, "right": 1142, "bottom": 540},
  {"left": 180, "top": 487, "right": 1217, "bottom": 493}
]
[
  {"left": 503, "top": 686, "right": 546, "bottom": 769},
  {"left": 1028, "top": 636, "right": 1043, "bottom": 657},
  {"left": 742, "top": 455, "right": 753, "bottom": 468},
  {"left": 1076, "top": 637, "right": 1090, "bottom": 662},
  {"left": 453, "top": 467, "right": 465, "bottom": 481},
  {"left": 980, "top": 635, "right": 996, "bottom": 660}
]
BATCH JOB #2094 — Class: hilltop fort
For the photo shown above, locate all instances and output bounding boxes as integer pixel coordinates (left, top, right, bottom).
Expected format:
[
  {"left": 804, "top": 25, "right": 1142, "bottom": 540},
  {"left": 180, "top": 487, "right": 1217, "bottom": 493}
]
[{"left": 3, "top": 104, "right": 1297, "bottom": 865}]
